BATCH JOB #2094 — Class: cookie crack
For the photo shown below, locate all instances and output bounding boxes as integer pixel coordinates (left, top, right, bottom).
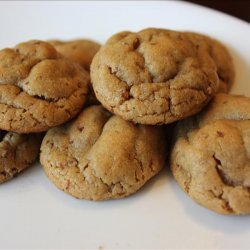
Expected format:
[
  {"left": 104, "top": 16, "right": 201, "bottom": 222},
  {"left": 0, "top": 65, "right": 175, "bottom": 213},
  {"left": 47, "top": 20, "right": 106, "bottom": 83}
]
[
  {"left": 92, "top": 171, "right": 126, "bottom": 196},
  {"left": 78, "top": 157, "right": 127, "bottom": 196},
  {"left": 134, "top": 38, "right": 181, "bottom": 84},
  {"left": 208, "top": 188, "right": 234, "bottom": 213},
  {"left": 200, "top": 68, "right": 215, "bottom": 95},
  {"left": 170, "top": 86, "right": 208, "bottom": 92},
  {"left": 31, "top": 94, "right": 60, "bottom": 102},
  {"left": 0, "top": 131, "right": 7, "bottom": 141},
  {"left": 0, "top": 84, "right": 87, "bottom": 131},
  {"left": 0, "top": 171, "right": 7, "bottom": 177},
  {"left": 0, "top": 102, "right": 43, "bottom": 129},
  {"left": 107, "top": 66, "right": 208, "bottom": 120},
  {"left": 133, "top": 38, "right": 155, "bottom": 82},
  {"left": 107, "top": 66, "right": 131, "bottom": 103},
  {"left": 133, "top": 137, "right": 145, "bottom": 182},
  {"left": 213, "top": 154, "right": 238, "bottom": 187},
  {"left": 63, "top": 112, "right": 112, "bottom": 183}
]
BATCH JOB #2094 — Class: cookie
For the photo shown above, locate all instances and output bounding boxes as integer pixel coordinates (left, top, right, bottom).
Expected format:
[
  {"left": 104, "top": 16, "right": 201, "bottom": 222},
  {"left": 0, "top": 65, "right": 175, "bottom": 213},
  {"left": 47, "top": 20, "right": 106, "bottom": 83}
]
[
  {"left": 170, "top": 93, "right": 250, "bottom": 214},
  {"left": 91, "top": 28, "right": 219, "bottom": 125},
  {"left": 0, "top": 40, "right": 89, "bottom": 133},
  {"left": 49, "top": 39, "right": 100, "bottom": 106},
  {"left": 49, "top": 39, "right": 101, "bottom": 71},
  {"left": 40, "top": 105, "right": 167, "bottom": 200},
  {"left": 184, "top": 32, "right": 234, "bottom": 92},
  {"left": 0, "top": 130, "right": 42, "bottom": 183}
]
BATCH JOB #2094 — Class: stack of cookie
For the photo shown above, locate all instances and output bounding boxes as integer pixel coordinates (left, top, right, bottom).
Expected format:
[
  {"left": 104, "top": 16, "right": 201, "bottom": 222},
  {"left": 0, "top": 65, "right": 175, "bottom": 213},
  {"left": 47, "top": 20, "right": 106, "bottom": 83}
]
[
  {"left": 1, "top": 28, "right": 249, "bottom": 215},
  {"left": 0, "top": 40, "right": 90, "bottom": 182}
]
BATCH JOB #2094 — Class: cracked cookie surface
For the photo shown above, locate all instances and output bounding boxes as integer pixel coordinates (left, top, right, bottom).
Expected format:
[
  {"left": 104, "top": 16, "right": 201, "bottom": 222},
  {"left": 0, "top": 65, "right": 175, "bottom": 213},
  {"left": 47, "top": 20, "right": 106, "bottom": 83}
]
[
  {"left": 170, "top": 93, "right": 250, "bottom": 214},
  {"left": 91, "top": 28, "right": 219, "bottom": 125},
  {"left": 0, "top": 130, "right": 42, "bottom": 183},
  {"left": 184, "top": 32, "right": 234, "bottom": 93},
  {"left": 40, "top": 105, "right": 167, "bottom": 200},
  {"left": 0, "top": 40, "right": 89, "bottom": 133}
]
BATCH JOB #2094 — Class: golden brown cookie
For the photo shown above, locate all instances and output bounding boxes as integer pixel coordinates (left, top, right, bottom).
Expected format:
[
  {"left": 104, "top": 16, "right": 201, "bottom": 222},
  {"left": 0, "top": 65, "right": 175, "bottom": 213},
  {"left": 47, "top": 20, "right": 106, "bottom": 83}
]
[
  {"left": 0, "top": 130, "right": 42, "bottom": 183},
  {"left": 0, "top": 40, "right": 89, "bottom": 133},
  {"left": 40, "top": 105, "right": 167, "bottom": 200},
  {"left": 49, "top": 39, "right": 101, "bottom": 71},
  {"left": 91, "top": 28, "right": 219, "bottom": 125},
  {"left": 170, "top": 93, "right": 250, "bottom": 215},
  {"left": 184, "top": 32, "right": 234, "bottom": 93},
  {"left": 49, "top": 39, "right": 100, "bottom": 106}
]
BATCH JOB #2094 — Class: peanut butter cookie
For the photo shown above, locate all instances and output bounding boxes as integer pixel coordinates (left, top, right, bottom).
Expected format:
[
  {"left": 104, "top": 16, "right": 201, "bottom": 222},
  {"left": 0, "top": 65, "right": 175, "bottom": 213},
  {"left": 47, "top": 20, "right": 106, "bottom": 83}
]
[
  {"left": 0, "top": 130, "right": 42, "bottom": 183},
  {"left": 91, "top": 28, "right": 219, "bottom": 125},
  {"left": 40, "top": 105, "right": 167, "bottom": 200},
  {"left": 171, "top": 93, "right": 250, "bottom": 215},
  {"left": 0, "top": 40, "right": 89, "bottom": 133}
]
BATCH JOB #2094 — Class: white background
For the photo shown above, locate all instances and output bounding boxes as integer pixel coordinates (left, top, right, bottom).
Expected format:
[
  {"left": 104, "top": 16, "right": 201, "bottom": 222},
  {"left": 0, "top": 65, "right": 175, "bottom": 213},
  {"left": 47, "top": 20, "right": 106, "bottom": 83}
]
[{"left": 0, "top": 1, "right": 250, "bottom": 249}]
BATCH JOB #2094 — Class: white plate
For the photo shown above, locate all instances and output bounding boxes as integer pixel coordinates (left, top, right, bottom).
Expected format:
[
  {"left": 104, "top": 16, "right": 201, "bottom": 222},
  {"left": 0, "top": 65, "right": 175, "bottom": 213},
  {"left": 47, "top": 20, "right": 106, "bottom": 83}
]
[{"left": 0, "top": 1, "right": 250, "bottom": 249}]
